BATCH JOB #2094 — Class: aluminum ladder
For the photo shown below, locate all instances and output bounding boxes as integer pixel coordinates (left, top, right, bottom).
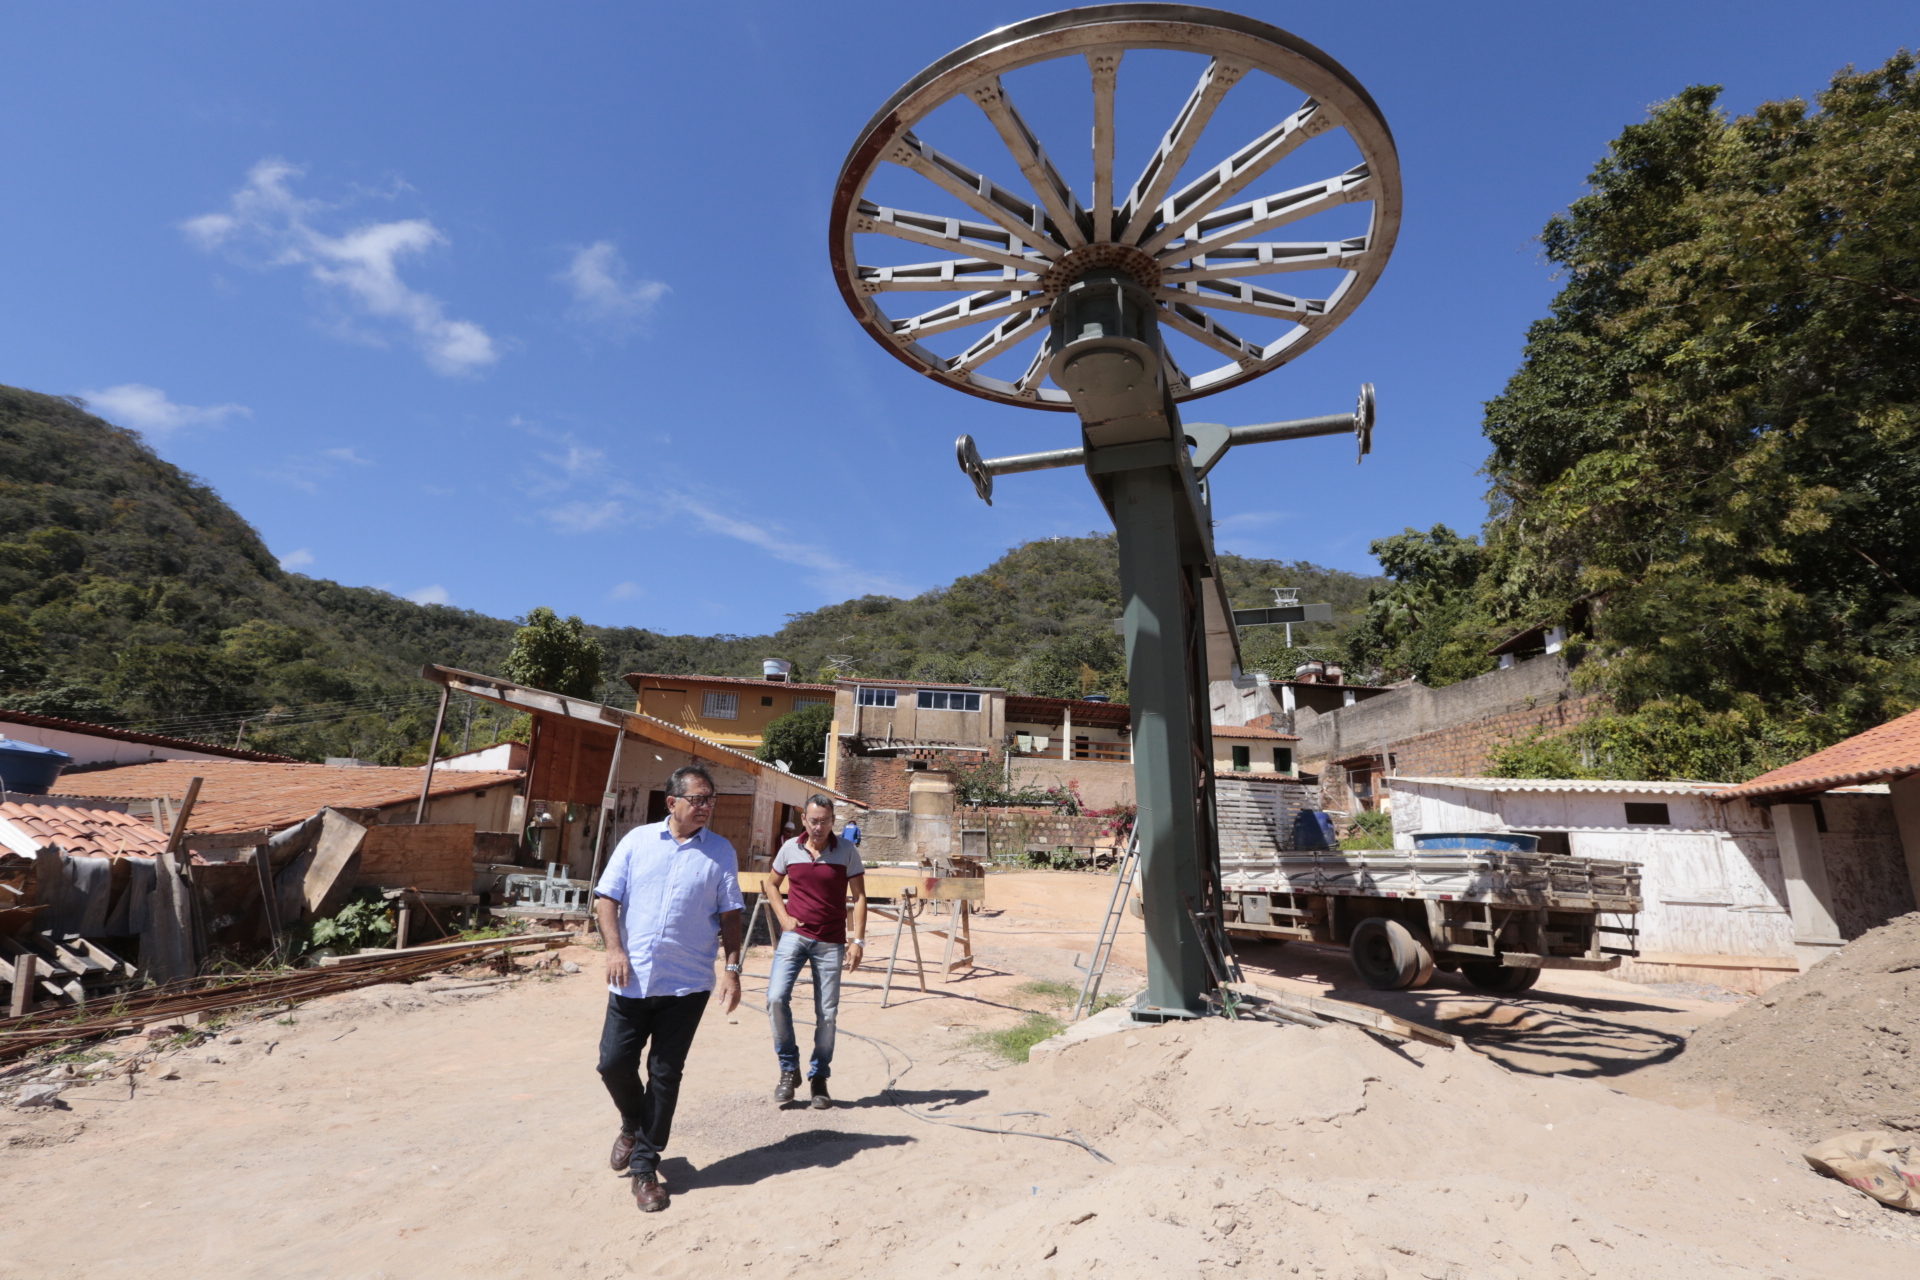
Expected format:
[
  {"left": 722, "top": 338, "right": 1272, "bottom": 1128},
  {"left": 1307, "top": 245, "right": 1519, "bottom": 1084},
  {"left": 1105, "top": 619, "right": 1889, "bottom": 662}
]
[{"left": 1071, "top": 827, "right": 1140, "bottom": 1021}]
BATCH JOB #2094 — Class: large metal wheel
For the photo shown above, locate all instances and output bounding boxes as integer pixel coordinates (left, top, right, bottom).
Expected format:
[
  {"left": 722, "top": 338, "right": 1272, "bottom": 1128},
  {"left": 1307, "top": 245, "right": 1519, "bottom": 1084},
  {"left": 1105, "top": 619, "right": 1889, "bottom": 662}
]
[{"left": 829, "top": 4, "right": 1401, "bottom": 413}]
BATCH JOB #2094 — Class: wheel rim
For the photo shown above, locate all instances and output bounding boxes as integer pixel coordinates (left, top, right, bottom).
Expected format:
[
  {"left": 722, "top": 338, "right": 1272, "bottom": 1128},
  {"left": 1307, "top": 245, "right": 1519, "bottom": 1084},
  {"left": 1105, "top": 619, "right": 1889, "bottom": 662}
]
[{"left": 829, "top": 4, "right": 1401, "bottom": 413}]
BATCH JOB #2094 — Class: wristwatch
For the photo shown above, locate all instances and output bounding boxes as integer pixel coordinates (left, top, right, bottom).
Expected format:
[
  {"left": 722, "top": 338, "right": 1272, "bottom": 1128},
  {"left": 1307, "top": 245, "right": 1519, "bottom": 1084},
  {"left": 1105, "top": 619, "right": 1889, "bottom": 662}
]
[
  {"left": 724, "top": 963, "right": 741, "bottom": 973},
  {"left": 849, "top": 939, "right": 865, "bottom": 947}
]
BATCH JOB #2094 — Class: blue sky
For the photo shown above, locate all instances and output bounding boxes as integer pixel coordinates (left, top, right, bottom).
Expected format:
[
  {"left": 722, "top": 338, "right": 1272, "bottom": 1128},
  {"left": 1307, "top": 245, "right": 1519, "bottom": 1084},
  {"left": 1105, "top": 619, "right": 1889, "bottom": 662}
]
[{"left": 2, "top": 2, "right": 1914, "bottom": 634}]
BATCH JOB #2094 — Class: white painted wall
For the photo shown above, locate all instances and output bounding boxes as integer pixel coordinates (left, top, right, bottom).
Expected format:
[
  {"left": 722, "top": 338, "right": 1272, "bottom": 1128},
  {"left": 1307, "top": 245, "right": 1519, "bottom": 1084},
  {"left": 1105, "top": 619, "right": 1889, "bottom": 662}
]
[{"left": 0, "top": 721, "right": 241, "bottom": 769}]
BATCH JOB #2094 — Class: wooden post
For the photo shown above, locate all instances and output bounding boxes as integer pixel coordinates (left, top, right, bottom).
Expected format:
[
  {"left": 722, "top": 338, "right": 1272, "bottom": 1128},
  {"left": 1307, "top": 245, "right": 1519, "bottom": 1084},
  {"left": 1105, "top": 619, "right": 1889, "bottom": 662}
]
[
  {"left": 586, "top": 724, "right": 627, "bottom": 893},
  {"left": 395, "top": 904, "right": 412, "bottom": 951},
  {"left": 252, "top": 844, "right": 285, "bottom": 963},
  {"left": 8, "top": 952, "right": 36, "bottom": 1018},
  {"left": 415, "top": 684, "right": 452, "bottom": 824}
]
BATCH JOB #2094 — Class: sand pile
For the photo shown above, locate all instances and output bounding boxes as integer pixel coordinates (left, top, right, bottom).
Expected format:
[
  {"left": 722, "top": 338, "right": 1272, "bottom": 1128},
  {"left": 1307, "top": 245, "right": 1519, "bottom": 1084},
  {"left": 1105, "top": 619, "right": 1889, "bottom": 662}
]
[
  {"left": 1671, "top": 911, "right": 1920, "bottom": 1141},
  {"left": 874, "top": 1017, "right": 1920, "bottom": 1278}
]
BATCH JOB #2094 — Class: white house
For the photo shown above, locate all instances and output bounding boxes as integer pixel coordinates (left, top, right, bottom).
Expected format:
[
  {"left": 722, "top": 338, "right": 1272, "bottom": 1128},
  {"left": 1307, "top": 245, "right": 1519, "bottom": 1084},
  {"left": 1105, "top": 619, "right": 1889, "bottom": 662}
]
[{"left": 1387, "top": 776, "right": 1914, "bottom": 992}]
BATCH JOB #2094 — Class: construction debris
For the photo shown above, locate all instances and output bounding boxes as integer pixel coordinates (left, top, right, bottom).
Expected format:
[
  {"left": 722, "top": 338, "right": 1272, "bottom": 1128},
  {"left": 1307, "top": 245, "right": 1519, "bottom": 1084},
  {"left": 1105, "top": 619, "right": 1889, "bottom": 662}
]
[{"left": 0, "top": 931, "right": 575, "bottom": 1063}]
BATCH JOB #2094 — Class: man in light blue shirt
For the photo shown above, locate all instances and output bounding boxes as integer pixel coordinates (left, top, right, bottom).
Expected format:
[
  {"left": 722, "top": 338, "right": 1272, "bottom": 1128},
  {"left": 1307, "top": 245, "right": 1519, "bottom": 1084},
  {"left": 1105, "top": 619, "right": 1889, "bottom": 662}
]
[{"left": 593, "top": 764, "right": 743, "bottom": 1214}]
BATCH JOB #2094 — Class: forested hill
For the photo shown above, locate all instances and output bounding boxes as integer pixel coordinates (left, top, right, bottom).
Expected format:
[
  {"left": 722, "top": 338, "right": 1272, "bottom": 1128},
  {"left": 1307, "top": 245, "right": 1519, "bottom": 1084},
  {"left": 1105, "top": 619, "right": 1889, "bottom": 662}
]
[{"left": 0, "top": 385, "right": 1379, "bottom": 762}]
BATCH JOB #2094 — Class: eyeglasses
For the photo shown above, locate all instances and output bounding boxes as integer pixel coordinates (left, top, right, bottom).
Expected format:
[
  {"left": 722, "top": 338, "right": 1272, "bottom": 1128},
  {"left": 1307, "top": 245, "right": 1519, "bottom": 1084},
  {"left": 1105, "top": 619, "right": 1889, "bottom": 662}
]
[{"left": 671, "top": 793, "right": 717, "bottom": 808}]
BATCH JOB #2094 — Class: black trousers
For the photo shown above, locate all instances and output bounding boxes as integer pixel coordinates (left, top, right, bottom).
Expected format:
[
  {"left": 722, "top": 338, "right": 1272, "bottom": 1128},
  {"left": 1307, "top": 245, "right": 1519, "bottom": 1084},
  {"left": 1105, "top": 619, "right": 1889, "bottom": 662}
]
[{"left": 596, "top": 990, "right": 709, "bottom": 1176}]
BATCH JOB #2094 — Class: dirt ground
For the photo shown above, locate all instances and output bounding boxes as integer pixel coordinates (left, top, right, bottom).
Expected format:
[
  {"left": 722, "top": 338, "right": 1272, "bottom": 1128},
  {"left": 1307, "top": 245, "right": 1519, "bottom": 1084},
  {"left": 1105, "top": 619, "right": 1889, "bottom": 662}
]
[{"left": 5, "top": 870, "right": 1918, "bottom": 1279}]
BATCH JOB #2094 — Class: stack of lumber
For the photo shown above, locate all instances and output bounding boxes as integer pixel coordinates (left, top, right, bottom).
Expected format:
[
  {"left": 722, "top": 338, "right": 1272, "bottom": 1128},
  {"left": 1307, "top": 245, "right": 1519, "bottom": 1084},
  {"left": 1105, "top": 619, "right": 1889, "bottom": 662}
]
[{"left": 1, "top": 929, "right": 138, "bottom": 1013}]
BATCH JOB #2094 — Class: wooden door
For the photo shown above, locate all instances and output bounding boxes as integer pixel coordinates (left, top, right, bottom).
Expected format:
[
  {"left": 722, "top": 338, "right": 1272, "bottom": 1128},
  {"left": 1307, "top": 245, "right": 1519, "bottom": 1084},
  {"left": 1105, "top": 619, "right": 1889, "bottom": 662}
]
[{"left": 709, "top": 794, "right": 754, "bottom": 868}]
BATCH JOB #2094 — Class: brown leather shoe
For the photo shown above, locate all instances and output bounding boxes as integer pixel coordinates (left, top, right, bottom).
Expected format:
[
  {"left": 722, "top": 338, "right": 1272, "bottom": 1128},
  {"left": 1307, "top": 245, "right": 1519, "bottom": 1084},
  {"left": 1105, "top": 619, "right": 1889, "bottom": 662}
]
[
  {"left": 610, "top": 1130, "right": 637, "bottom": 1173},
  {"left": 632, "top": 1173, "right": 669, "bottom": 1213}
]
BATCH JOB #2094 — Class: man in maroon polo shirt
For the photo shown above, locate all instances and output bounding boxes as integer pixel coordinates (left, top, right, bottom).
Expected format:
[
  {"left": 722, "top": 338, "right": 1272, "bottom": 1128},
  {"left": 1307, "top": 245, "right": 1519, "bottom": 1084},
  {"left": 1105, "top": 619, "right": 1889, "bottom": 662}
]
[{"left": 763, "top": 795, "right": 868, "bottom": 1108}]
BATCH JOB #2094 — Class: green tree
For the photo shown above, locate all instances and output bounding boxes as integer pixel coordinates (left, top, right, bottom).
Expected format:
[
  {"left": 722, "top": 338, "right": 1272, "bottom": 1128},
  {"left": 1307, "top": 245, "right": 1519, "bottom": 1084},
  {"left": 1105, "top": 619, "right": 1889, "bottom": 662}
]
[
  {"left": 503, "top": 606, "right": 606, "bottom": 700},
  {"left": 1476, "top": 53, "right": 1920, "bottom": 778},
  {"left": 1348, "top": 525, "right": 1490, "bottom": 685},
  {"left": 757, "top": 702, "right": 834, "bottom": 776}
]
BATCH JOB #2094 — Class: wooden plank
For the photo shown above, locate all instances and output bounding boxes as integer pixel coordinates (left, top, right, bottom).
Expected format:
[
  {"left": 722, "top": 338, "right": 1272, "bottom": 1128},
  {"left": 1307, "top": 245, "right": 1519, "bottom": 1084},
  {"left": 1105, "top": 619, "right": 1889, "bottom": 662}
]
[
  {"left": 7, "top": 953, "right": 33, "bottom": 1018},
  {"left": 313, "top": 930, "right": 575, "bottom": 966},
  {"left": 303, "top": 809, "right": 369, "bottom": 919}
]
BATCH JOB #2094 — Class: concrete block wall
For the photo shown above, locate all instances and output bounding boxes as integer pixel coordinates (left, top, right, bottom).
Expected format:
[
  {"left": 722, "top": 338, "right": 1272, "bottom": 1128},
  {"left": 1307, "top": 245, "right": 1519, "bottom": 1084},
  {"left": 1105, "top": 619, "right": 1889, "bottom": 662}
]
[{"left": 1389, "top": 695, "right": 1605, "bottom": 778}]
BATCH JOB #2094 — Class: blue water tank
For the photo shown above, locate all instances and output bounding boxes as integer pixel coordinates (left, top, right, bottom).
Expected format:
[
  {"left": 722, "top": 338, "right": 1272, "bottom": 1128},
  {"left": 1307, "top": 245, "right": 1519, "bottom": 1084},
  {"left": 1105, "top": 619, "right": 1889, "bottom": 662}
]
[
  {"left": 1291, "top": 809, "right": 1338, "bottom": 850},
  {"left": 0, "top": 738, "right": 73, "bottom": 795},
  {"left": 1412, "top": 830, "right": 1540, "bottom": 853}
]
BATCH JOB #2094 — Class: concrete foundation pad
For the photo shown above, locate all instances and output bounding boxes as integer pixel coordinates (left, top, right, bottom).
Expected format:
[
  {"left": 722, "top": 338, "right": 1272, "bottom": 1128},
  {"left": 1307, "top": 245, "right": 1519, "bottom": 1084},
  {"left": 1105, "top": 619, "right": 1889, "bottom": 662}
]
[{"left": 1027, "top": 1004, "right": 1140, "bottom": 1059}]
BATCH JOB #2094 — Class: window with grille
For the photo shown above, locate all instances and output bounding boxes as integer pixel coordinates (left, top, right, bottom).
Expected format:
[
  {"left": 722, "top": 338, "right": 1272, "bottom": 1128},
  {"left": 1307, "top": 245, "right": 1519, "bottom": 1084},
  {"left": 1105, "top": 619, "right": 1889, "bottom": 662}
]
[
  {"left": 793, "top": 697, "right": 831, "bottom": 710},
  {"left": 856, "top": 687, "right": 897, "bottom": 707},
  {"left": 702, "top": 691, "right": 739, "bottom": 719},
  {"left": 916, "top": 690, "right": 981, "bottom": 711}
]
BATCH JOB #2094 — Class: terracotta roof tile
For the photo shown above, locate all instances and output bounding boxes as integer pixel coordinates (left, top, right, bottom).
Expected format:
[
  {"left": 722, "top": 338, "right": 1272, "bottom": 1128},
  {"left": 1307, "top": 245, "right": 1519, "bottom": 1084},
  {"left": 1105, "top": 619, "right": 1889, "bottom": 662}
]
[
  {"left": 1723, "top": 708, "right": 1920, "bottom": 799},
  {"left": 1211, "top": 723, "right": 1300, "bottom": 740},
  {"left": 0, "top": 799, "right": 171, "bottom": 858},
  {"left": 626, "top": 672, "right": 839, "bottom": 694},
  {"left": 50, "top": 760, "right": 522, "bottom": 834}
]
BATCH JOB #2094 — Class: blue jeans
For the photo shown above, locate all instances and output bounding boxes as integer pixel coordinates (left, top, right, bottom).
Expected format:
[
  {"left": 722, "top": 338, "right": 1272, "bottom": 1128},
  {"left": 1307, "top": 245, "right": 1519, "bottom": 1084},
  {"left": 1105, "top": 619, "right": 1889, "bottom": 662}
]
[{"left": 765, "top": 931, "right": 843, "bottom": 1080}]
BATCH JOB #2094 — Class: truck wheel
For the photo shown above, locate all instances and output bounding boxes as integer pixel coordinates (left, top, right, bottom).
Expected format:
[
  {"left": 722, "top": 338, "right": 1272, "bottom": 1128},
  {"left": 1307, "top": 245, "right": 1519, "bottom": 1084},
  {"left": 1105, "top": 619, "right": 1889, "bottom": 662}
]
[
  {"left": 1350, "top": 918, "right": 1430, "bottom": 990},
  {"left": 1461, "top": 962, "right": 1541, "bottom": 994}
]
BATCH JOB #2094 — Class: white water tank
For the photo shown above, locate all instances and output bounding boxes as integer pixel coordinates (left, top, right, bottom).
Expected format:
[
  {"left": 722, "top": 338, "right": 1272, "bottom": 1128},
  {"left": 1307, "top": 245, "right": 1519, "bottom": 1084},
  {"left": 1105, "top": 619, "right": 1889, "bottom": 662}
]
[{"left": 763, "top": 658, "right": 793, "bottom": 682}]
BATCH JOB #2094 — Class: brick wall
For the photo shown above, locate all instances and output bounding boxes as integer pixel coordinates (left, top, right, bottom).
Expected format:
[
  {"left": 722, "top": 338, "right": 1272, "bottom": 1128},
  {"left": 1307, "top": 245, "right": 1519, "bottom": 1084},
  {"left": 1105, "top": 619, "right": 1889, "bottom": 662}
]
[
  {"left": 835, "top": 747, "right": 990, "bottom": 810},
  {"left": 1388, "top": 695, "right": 1604, "bottom": 778}
]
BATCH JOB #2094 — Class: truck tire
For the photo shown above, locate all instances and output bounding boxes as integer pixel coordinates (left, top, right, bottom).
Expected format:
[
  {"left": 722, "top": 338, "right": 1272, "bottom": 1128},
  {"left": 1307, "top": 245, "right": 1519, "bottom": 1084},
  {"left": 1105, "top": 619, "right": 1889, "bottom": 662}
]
[
  {"left": 1461, "top": 961, "right": 1541, "bottom": 994},
  {"left": 1349, "top": 918, "right": 1432, "bottom": 990}
]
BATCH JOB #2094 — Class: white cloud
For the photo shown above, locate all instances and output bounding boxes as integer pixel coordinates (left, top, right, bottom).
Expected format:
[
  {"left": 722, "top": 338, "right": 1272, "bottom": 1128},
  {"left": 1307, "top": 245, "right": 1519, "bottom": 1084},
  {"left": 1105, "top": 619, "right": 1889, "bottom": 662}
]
[
  {"left": 83, "top": 384, "right": 249, "bottom": 436},
  {"left": 608, "top": 581, "right": 642, "bottom": 600},
  {"left": 185, "top": 159, "right": 499, "bottom": 376},
  {"left": 545, "top": 500, "right": 627, "bottom": 533},
  {"left": 322, "top": 446, "right": 374, "bottom": 465},
  {"left": 408, "top": 585, "right": 452, "bottom": 605},
  {"left": 661, "top": 491, "right": 914, "bottom": 598},
  {"left": 560, "top": 241, "right": 668, "bottom": 329},
  {"left": 278, "top": 548, "right": 315, "bottom": 570}
]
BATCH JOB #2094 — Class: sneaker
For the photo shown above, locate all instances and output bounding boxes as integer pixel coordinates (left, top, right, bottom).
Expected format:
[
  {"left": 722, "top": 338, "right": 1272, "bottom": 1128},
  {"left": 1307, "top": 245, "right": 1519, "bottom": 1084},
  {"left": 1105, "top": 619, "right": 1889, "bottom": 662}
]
[
  {"left": 774, "top": 1069, "right": 801, "bottom": 1103},
  {"left": 809, "top": 1076, "right": 832, "bottom": 1110}
]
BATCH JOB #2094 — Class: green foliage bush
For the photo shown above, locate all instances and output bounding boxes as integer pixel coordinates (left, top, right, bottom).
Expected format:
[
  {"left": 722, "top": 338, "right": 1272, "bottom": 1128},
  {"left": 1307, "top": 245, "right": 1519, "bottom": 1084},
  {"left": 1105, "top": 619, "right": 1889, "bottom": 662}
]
[{"left": 756, "top": 702, "right": 834, "bottom": 775}]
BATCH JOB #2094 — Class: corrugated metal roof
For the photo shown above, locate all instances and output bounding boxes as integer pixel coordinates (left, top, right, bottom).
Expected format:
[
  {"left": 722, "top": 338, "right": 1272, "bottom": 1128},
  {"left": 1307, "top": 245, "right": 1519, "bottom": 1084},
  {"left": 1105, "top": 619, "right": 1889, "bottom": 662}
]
[
  {"left": 1722, "top": 707, "right": 1920, "bottom": 799},
  {"left": 1389, "top": 775, "right": 1889, "bottom": 799},
  {"left": 1390, "top": 775, "right": 1737, "bottom": 796}
]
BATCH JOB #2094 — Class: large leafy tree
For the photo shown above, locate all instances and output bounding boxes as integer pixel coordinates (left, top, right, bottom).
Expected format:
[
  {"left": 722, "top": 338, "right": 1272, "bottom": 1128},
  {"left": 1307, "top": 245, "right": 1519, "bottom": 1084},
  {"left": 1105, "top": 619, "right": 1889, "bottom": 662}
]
[
  {"left": 757, "top": 702, "right": 834, "bottom": 776},
  {"left": 1479, "top": 53, "right": 1920, "bottom": 778},
  {"left": 1347, "top": 525, "right": 1489, "bottom": 685},
  {"left": 503, "top": 606, "right": 606, "bottom": 700}
]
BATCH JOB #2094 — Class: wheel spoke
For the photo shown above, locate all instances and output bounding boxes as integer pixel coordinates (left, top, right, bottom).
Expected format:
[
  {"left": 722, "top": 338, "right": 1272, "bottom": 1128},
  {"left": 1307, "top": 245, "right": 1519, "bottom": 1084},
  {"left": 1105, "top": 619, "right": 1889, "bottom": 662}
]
[
  {"left": 1086, "top": 49, "right": 1122, "bottom": 242},
  {"left": 969, "top": 78, "right": 1089, "bottom": 249},
  {"left": 884, "top": 131, "right": 1068, "bottom": 260},
  {"left": 1158, "top": 300, "right": 1261, "bottom": 367},
  {"left": 856, "top": 257, "right": 1046, "bottom": 293},
  {"left": 1137, "top": 101, "right": 1333, "bottom": 256},
  {"left": 1015, "top": 335, "right": 1056, "bottom": 393},
  {"left": 1117, "top": 58, "right": 1249, "bottom": 246},
  {"left": 891, "top": 290, "right": 1047, "bottom": 343},
  {"left": 950, "top": 307, "right": 1051, "bottom": 373},
  {"left": 1157, "top": 281, "right": 1324, "bottom": 325},
  {"left": 1159, "top": 237, "right": 1367, "bottom": 283},
  {"left": 854, "top": 200, "right": 1042, "bottom": 273},
  {"left": 1154, "top": 164, "right": 1373, "bottom": 261}
]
